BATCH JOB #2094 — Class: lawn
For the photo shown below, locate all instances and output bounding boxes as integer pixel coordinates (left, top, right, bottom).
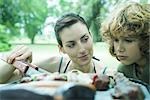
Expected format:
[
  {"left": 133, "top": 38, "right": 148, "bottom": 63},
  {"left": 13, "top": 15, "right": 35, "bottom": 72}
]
[{"left": 2, "top": 42, "right": 120, "bottom": 74}]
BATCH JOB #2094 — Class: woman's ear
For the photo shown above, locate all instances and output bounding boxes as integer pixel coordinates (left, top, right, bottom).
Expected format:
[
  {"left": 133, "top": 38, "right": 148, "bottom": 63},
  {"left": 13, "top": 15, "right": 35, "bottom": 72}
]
[
  {"left": 58, "top": 45, "right": 66, "bottom": 54},
  {"left": 90, "top": 33, "right": 94, "bottom": 43},
  {"left": 89, "top": 31, "right": 93, "bottom": 39}
]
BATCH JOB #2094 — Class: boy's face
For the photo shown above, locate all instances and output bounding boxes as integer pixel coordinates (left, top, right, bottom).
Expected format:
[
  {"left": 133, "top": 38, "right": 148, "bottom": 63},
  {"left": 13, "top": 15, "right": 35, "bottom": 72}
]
[
  {"left": 113, "top": 34, "right": 143, "bottom": 65},
  {"left": 59, "top": 22, "right": 93, "bottom": 66}
]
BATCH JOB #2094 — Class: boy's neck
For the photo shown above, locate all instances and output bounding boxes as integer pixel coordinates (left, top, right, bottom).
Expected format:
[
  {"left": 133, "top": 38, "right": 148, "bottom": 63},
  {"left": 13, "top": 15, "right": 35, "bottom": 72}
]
[{"left": 136, "top": 57, "right": 147, "bottom": 68}]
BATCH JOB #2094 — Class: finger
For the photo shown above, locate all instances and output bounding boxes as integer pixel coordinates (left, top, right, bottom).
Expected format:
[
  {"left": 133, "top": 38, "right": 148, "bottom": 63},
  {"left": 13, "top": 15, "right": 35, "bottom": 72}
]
[
  {"left": 9, "top": 45, "right": 25, "bottom": 55},
  {"left": 15, "top": 50, "right": 32, "bottom": 62},
  {"left": 7, "top": 46, "right": 29, "bottom": 63},
  {"left": 13, "top": 46, "right": 29, "bottom": 57},
  {"left": 26, "top": 55, "right": 32, "bottom": 63},
  {"left": 6, "top": 45, "right": 25, "bottom": 63}
]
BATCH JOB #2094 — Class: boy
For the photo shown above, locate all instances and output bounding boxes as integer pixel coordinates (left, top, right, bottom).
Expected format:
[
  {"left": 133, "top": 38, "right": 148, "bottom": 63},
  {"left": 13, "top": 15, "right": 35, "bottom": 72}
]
[{"left": 101, "top": 2, "right": 150, "bottom": 84}]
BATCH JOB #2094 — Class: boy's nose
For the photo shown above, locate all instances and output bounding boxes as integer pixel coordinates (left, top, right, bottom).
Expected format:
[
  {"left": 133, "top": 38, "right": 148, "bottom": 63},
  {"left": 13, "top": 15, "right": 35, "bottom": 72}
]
[{"left": 117, "top": 42, "right": 125, "bottom": 52}]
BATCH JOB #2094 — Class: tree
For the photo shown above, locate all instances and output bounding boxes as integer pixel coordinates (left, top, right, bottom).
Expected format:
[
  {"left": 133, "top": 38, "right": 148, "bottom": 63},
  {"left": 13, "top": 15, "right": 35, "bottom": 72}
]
[
  {"left": 0, "top": 25, "right": 11, "bottom": 51},
  {"left": 47, "top": 0, "right": 120, "bottom": 42},
  {"left": 47, "top": 0, "right": 103, "bottom": 42},
  {"left": 0, "top": 0, "right": 48, "bottom": 44},
  {"left": 20, "top": 0, "right": 48, "bottom": 44}
]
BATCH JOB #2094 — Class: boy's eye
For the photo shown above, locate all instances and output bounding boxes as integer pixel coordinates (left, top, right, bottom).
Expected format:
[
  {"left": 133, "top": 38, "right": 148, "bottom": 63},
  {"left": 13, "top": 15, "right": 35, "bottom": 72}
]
[
  {"left": 125, "top": 39, "right": 133, "bottom": 42},
  {"left": 124, "top": 38, "right": 136, "bottom": 43},
  {"left": 114, "top": 38, "right": 119, "bottom": 42}
]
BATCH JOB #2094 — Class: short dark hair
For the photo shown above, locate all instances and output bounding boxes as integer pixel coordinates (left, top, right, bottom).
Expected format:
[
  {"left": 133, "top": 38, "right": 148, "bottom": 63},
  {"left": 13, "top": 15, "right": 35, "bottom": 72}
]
[{"left": 54, "top": 13, "right": 89, "bottom": 47}]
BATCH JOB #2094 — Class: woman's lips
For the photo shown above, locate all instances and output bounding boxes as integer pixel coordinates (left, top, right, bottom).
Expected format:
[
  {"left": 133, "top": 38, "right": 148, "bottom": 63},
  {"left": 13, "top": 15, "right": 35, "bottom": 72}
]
[{"left": 78, "top": 55, "right": 88, "bottom": 60}]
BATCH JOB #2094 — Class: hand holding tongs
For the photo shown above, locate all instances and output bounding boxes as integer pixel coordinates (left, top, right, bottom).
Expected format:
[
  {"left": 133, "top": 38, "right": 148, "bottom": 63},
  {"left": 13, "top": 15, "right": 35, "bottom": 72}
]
[{"left": 0, "top": 54, "right": 51, "bottom": 77}]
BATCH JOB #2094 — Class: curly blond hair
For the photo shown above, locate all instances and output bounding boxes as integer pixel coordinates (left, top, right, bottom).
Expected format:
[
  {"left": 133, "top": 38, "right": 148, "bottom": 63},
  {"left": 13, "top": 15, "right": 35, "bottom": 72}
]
[{"left": 101, "top": 2, "right": 150, "bottom": 58}]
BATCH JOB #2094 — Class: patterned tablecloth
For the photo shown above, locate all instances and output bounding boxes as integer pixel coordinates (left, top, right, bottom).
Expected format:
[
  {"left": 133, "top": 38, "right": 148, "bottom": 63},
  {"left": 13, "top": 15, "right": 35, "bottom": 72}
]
[{"left": 0, "top": 81, "right": 150, "bottom": 100}]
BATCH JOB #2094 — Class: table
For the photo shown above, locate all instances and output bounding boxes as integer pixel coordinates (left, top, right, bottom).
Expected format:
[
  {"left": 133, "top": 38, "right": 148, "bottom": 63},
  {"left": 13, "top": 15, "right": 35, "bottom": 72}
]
[{"left": 0, "top": 81, "right": 150, "bottom": 100}]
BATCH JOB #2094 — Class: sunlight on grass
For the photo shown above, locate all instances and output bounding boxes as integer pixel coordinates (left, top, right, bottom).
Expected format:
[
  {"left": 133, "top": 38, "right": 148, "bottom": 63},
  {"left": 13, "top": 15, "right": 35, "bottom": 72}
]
[{"left": 3, "top": 42, "right": 120, "bottom": 73}]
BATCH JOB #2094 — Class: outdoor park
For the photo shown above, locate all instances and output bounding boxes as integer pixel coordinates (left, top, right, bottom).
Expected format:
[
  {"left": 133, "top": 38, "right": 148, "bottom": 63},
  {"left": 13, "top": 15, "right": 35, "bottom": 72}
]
[
  {"left": 0, "top": 0, "right": 149, "bottom": 99},
  {"left": 0, "top": 0, "right": 149, "bottom": 71}
]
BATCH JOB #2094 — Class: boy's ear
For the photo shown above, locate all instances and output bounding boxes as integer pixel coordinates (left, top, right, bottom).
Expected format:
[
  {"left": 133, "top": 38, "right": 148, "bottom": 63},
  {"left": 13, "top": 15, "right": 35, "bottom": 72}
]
[{"left": 58, "top": 45, "right": 66, "bottom": 54}]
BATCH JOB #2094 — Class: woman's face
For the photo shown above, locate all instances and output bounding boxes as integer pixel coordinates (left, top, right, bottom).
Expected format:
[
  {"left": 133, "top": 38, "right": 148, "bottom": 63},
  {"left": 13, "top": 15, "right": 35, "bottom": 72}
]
[
  {"left": 113, "top": 33, "right": 143, "bottom": 65},
  {"left": 59, "top": 22, "right": 93, "bottom": 66}
]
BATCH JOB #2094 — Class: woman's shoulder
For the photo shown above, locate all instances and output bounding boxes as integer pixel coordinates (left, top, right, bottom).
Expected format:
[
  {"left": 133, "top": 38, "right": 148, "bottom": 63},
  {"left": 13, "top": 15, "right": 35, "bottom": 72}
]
[
  {"left": 92, "top": 57, "right": 106, "bottom": 74},
  {"left": 33, "top": 55, "right": 70, "bottom": 73}
]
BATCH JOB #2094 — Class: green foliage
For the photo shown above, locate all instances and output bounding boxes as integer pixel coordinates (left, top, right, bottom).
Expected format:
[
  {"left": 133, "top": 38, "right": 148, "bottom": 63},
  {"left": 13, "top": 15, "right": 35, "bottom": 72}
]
[
  {"left": 140, "top": 0, "right": 148, "bottom": 3},
  {"left": 47, "top": 0, "right": 120, "bottom": 42},
  {"left": 0, "top": 25, "right": 11, "bottom": 51},
  {"left": 0, "top": 0, "right": 48, "bottom": 44},
  {"left": 0, "top": 0, "right": 147, "bottom": 44},
  {"left": 0, "top": 42, "right": 11, "bottom": 52}
]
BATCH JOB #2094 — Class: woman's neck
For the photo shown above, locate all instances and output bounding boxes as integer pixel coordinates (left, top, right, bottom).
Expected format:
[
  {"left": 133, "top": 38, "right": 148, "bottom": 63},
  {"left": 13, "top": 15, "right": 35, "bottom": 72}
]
[{"left": 70, "top": 61, "right": 93, "bottom": 73}]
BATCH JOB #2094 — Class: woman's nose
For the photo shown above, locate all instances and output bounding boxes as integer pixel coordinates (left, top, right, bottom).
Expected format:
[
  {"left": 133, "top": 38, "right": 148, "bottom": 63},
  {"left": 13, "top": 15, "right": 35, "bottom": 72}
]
[{"left": 78, "top": 42, "right": 86, "bottom": 54}]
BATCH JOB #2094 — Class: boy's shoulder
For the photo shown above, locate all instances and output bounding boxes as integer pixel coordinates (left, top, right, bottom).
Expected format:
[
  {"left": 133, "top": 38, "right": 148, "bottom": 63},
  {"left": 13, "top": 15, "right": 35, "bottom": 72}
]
[{"left": 117, "top": 63, "right": 134, "bottom": 73}]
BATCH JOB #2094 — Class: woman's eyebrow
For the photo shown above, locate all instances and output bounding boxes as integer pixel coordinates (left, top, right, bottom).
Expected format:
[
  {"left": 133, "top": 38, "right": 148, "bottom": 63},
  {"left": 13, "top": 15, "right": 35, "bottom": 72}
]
[
  {"left": 80, "top": 34, "right": 88, "bottom": 39},
  {"left": 65, "top": 33, "right": 88, "bottom": 44},
  {"left": 66, "top": 41, "right": 74, "bottom": 44}
]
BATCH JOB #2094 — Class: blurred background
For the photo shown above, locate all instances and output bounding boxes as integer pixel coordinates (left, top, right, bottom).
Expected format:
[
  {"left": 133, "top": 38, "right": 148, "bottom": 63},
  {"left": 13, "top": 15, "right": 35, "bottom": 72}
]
[{"left": 0, "top": 0, "right": 149, "bottom": 68}]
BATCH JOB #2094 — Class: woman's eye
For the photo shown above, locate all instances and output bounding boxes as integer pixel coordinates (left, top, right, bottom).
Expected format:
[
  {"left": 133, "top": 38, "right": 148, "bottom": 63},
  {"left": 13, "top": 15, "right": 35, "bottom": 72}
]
[
  {"left": 66, "top": 43, "right": 75, "bottom": 48},
  {"left": 81, "top": 36, "right": 89, "bottom": 42}
]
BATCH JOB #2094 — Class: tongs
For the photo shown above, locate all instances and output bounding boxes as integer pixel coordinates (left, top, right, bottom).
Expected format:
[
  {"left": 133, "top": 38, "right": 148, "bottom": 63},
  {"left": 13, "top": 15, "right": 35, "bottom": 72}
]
[{"left": 0, "top": 54, "right": 51, "bottom": 77}]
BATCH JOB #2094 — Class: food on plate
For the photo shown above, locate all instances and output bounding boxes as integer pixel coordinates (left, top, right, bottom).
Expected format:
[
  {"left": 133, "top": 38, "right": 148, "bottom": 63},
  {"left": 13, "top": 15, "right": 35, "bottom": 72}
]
[
  {"left": 17, "top": 70, "right": 94, "bottom": 84},
  {"left": 111, "top": 73, "right": 145, "bottom": 100},
  {"left": 92, "top": 74, "right": 110, "bottom": 91},
  {"left": 111, "top": 82, "right": 145, "bottom": 100}
]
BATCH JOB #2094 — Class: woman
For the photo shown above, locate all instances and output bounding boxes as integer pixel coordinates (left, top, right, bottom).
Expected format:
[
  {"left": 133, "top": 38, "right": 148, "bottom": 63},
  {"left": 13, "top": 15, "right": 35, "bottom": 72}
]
[
  {"left": 0, "top": 13, "right": 104, "bottom": 83},
  {"left": 101, "top": 2, "right": 150, "bottom": 84}
]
